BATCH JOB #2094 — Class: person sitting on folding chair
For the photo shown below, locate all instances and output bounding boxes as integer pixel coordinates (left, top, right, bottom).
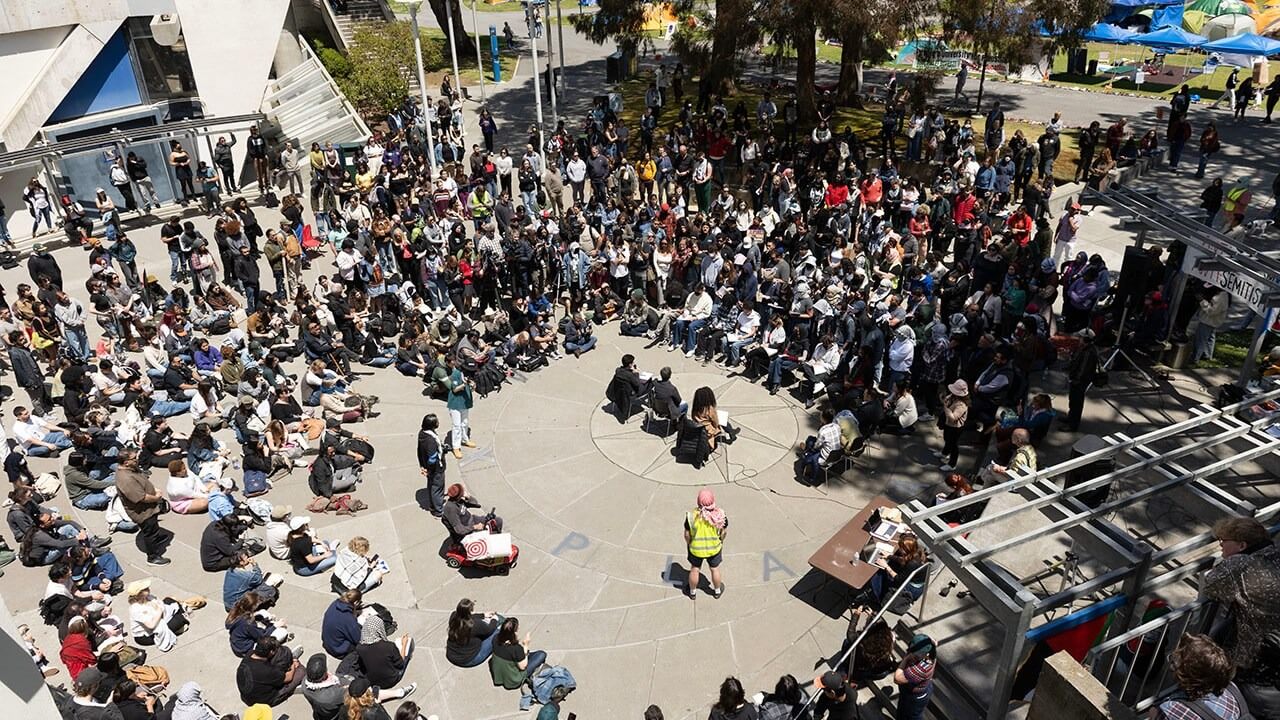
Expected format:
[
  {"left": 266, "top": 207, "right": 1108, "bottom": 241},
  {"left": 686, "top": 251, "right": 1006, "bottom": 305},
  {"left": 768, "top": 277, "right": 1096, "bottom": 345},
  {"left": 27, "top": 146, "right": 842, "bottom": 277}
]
[{"left": 800, "top": 409, "right": 842, "bottom": 483}]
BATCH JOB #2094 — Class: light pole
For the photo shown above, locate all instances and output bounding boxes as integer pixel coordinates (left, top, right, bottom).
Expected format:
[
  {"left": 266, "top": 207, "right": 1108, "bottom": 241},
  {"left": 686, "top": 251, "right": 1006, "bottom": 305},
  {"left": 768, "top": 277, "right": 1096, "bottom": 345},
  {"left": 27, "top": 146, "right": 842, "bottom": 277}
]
[
  {"left": 529, "top": 3, "right": 545, "bottom": 147},
  {"left": 544, "top": 0, "right": 558, "bottom": 126},
  {"left": 405, "top": 0, "right": 438, "bottom": 177},
  {"left": 471, "top": 0, "right": 486, "bottom": 102},
  {"left": 555, "top": 0, "right": 566, "bottom": 91},
  {"left": 444, "top": 0, "right": 464, "bottom": 105}
]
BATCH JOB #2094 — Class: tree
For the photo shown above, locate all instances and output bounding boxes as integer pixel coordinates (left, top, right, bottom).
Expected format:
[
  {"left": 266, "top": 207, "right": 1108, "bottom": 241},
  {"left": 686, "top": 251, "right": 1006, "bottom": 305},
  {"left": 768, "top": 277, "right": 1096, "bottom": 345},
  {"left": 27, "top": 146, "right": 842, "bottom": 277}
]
[
  {"left": 338, "top": 21, "right": 444, "bottom": 119},
  {"left": 428, "top": 0, "right": 477, "bottom": 59},
  {"left": 572, "top": 0, "right": 760, "bottom": 97},
  {"left": 827, "top": 0, "right": 931, "bottom": 107},
  {"left": 942, "top": 0, "right": 1109, "bottom": 111}
]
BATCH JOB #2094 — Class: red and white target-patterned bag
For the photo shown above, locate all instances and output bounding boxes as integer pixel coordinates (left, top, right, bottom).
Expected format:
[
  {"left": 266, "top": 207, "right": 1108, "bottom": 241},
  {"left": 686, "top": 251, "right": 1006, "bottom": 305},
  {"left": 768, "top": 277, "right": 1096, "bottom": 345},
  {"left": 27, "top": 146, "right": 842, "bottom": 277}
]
[{"left": 461, "top": 531, "right": 513, "bottom": 560}]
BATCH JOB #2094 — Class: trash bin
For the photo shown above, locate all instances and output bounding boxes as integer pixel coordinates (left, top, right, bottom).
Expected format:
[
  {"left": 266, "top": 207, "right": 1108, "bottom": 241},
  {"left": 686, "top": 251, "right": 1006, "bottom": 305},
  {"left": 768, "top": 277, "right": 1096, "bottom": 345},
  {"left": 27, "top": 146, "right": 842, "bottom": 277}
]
[
  {"left": 606, "top": 51, "right": 623, "bottom": 83},
  {"left": 1155, "top": 105, "right": 1167, "bottom": 121},
  {"left": 1165, "top": 341, "right": 1191, "bottom": 369},
  {"left": 1087, "top": 59, "right": 1099, "bottom": 76}
]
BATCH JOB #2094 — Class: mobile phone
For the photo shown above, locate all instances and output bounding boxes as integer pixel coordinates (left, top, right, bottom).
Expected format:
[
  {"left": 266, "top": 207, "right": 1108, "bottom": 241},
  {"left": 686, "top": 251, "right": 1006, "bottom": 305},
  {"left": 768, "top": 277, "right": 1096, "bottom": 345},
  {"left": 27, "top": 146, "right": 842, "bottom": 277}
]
[{"left": 567, "top": 714, "right": 577, "bottom": 720}]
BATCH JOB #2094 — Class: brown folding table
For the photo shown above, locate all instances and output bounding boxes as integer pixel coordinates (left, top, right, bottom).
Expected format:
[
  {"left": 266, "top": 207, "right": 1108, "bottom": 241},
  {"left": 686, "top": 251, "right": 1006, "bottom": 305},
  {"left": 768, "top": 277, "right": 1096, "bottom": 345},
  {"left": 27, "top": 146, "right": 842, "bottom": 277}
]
[{"left": 807, "top": 495, "right": 898, "bottom": 593}]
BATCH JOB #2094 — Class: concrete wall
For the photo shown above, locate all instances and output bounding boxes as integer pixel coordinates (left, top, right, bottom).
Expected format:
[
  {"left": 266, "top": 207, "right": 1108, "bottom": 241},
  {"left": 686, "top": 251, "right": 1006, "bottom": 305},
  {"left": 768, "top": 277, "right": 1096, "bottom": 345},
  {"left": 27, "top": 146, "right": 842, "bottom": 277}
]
[
  {"left": 0, "top": 0, "right": 170, "bottom": 34},
  {"left": 0, "top": 25, "right": 71, "bottom": 135},
  {"left": 1027, "top": 652, "right": 1140, "bottom": 720},
  {"left": 0, "top": 592, "right": 59, "bottom": 715}
]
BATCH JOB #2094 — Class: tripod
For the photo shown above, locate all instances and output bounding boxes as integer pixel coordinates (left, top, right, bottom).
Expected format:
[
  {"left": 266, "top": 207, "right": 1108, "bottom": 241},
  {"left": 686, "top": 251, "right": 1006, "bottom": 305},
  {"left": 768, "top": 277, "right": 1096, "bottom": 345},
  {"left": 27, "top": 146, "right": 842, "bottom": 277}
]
[{"left": 1100, "top": 299, "right": 1159, "bottom": 390}]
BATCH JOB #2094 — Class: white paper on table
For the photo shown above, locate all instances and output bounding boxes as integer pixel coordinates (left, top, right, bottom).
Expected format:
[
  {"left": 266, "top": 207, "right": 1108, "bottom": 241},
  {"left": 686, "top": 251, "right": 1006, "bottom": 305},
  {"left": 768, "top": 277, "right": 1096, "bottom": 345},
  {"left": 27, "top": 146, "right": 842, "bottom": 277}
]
[{"left": 639, "top": 372, "right": 654, "bottom": 382}]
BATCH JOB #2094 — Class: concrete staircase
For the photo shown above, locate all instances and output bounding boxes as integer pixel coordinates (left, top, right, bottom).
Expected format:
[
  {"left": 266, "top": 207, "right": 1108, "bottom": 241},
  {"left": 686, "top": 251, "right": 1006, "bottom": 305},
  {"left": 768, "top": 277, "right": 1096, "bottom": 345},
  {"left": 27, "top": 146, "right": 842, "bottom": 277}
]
[{"left": 329, "top": 0, "right": 392, "bottom": 50}]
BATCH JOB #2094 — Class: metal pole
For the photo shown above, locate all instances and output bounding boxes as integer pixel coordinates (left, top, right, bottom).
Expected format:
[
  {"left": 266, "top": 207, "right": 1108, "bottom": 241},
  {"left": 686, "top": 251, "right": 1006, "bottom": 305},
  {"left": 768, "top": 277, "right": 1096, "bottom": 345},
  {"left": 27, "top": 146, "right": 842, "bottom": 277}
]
[
  {"left": 408, "top": 2, "right": 439, "bottom": 178},
  {"left": 545, "top": 0, "right": 558, "bottom": 126},
  {"left": 471, "top": 0, "right": 486, "bottom": 102},
  {"left": 445, "top": 0, "right": 464, "bottom": 104},
  {"left": 555, "top": 0, "right": 567, "bottom": 91},
  {"left": 530, "top": 9, "right": 545, "bottom": 147}
]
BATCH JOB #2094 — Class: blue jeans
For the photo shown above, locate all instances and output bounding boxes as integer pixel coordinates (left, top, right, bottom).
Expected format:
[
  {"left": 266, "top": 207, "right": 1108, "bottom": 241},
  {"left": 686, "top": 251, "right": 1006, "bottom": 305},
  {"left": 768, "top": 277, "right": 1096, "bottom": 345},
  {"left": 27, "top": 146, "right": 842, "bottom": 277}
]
[
  {"left": 769, "top": 356, "right": 799, "bottom": 387},
  {"left": 896, "top": 687, "right": 932, "bottom": 720},
  {"left": 565, "top": 336, "right": 597, "bottom": 354},
  {"left": 169, "top": 250, "right": 188, "bottom": 281},
  {"left": 63, "top": 326, "right": 89, "bottom": 361},
  {"left": 0, "top": 208, "right": 11, "bottom": 244},
  {"left": 28, "top": 430, "right": 73, "bottom": 457},
  {"left": 73, "top": 492, "right": 111, "bottom": 511},
  {"left": 148, "top": 399, "right": 191, "bottom": 418},
  {"left": 522, "top": 191, "right": 538, "bottom": 212},
  {"left": 294, "top": 554, "right": 337, "bottom": 576},
  {"left": 673, "top": 318, "right": 706, "bottom": 352},
  {"left": 457, "top": 616, "right": 505, "bottom": 668},
  {"left": 725, "top": 338, "right": 753, "bottom": 365}
]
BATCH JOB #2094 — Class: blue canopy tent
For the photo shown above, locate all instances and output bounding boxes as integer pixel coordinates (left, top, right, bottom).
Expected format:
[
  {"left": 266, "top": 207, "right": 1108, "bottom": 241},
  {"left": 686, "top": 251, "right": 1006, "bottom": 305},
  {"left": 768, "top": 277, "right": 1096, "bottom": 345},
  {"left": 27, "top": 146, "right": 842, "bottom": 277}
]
[
  {"left": 1130, "top": 25, "right": 1208, "bottom": 48},
  {"left": 1083, "top": 22, "right": 1139, "bottom": 42},
  {"left": 1201, "top": 32, "right": 1280, "bottom": 56}
]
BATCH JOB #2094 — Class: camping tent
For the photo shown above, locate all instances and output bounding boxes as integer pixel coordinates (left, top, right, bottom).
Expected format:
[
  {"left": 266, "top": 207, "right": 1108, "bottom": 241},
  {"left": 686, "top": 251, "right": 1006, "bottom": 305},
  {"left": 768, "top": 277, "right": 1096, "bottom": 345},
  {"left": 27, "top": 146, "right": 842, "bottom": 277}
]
[
  {"left": 1202, "top": 30, "right": 1280, "bottom": 52},
  {"left": 1202, "top": 13, "right": 1258, "bottom": 39},
  {"left": 1131, "top": 24, "right": 1209, "bottom": 47}
]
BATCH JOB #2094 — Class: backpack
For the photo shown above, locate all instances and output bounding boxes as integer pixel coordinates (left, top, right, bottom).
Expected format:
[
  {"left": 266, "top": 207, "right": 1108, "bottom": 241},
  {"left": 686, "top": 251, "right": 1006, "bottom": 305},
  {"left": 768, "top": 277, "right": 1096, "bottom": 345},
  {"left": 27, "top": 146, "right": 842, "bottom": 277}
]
[
  {"left": 208, "top": 317, "right": 232, "bottom": 335},
  {"left": 1171, "top": 683, "right": 1255, "bottom": 720},
  {"left": 243, "top": 469, "right": 269, "bottom": 496},
  {"left": 39, "top": 593, "right": 71, "bottom": 626},
  {"left": 263, "top": 191, "right": 280, "bottom": 208}
]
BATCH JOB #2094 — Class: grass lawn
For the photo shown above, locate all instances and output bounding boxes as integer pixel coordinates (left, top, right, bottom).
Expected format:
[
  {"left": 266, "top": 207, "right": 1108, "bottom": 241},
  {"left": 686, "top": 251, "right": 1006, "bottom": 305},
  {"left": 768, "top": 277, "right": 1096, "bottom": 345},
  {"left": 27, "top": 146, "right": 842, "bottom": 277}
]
[
  {"left": 761, "top": 41, "right": 847, "bottom": 65},
  {"left": 1192, "top": 330, "right": 1274, "bottom": 369},
  {"left": 613, "top": 76, "right": 1083, "bottom": 183},
  {"left": 1046, "top": 41, "right": 1280, "bottom": 99},
  {"left": 420, "top": 27, "right": 520, "bottom": 84}
]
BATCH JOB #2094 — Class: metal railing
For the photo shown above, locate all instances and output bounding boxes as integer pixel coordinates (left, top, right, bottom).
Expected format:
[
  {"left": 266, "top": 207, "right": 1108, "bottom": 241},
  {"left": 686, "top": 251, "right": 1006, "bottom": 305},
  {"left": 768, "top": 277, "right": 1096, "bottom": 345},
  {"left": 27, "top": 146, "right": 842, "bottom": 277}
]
[
  {"left": 1082, "top": 599, "right": 1218, "bottom": 712},
  {"left": 790, "top": 562, "right": 931, "bottom": 719}
]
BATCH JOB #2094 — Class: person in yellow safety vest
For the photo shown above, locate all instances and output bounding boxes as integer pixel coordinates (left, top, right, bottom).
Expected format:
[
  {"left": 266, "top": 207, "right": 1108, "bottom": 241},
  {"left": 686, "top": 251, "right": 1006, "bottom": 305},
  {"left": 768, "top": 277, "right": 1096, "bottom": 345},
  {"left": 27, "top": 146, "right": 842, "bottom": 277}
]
[
  {"left": 684, "top": 488, "right": 728, "bottom": 600},
  {"left": 468, "top": 184, "right": 494, "bottom": 231},
  {"left": 1223, "top": 178, "right": 1252, "bottom": 231}
]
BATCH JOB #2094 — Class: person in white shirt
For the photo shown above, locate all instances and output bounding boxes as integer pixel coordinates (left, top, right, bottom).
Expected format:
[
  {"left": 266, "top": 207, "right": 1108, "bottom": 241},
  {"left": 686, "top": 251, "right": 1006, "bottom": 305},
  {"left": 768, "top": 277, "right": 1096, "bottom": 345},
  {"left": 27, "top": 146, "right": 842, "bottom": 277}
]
[
  {"left": 335, "top": 241, "right": 360, "bottom": 288},
  {"left": 12, "top": 406, "right": 72, "bottom": 456},
  {"left": 722, "top": 299, "right": 761, "bottom": 367},
  {"left": 265, "top": 506, "right": 294, "bottom": 561},
  {"left": 883, "top": 386, "right": 920, "bottom": 435},
  {"left": 887, "top": 325, "right": 916, "bottom": 396},
  {"left": 671, "top": 284, "right": 713, "bottom": 356},
  {"left": 799, "top": 333, "right": 842, "bottom": 409},
  {"left": 565, "top": 152, "right": 588, "bottom": 205}
]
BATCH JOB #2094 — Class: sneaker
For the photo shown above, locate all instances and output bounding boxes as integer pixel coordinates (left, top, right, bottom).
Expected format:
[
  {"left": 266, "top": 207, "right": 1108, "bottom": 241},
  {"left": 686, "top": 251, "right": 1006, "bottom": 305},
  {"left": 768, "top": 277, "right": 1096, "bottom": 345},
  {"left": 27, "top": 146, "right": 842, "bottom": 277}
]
[
  {"left": 666, "top": 345, "right": 676, "bottom": 352},
  {"left": 939, "top": 464, "right": 955, "bottom": 473},
  {"left": 146, "top": 556, "right": 171, "bottom": 566},
  {"left": 917, "top": 413, "right": 935, "bottom": 424},
  {"left": 400, "top": 683, "right": 418, "bottom": 698},
  {"left": 684, "top": 349, "right": 696, "bottom": 358},
  {"left": 713, "top": 584, "right": 724, "bottom": 599},
  {"left": 452, "top": 448, "right": 463, "bottom": 459},
  {"left": 932, "top": 449, "right": 945, "bottom": 459}
]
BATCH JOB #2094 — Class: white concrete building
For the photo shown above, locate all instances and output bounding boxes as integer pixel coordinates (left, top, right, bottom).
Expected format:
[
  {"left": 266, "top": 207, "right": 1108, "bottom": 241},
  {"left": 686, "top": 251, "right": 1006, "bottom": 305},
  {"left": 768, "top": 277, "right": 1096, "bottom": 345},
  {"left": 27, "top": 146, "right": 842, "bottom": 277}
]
[{"left": 0, "top": 0, "right": 370, "bottom": 241}]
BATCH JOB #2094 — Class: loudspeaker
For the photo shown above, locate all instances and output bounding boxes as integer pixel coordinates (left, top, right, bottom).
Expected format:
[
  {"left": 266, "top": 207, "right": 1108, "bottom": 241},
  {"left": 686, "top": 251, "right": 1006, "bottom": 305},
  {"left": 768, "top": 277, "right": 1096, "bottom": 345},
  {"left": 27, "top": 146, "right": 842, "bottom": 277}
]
[
  {"left": 1116, "top": 245, "right": 1154, "bottom": 311},
  {"left": 1064, "top": 434, "right": 1115, "bottom": 509}
]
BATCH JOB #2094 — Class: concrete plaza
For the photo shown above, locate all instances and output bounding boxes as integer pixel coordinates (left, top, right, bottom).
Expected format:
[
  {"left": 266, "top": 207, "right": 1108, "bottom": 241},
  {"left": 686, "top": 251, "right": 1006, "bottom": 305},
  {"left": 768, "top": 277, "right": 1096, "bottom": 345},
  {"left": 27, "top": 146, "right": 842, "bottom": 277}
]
[{"left": 0, "top": 194, "right": 1244, "bottom": 719}]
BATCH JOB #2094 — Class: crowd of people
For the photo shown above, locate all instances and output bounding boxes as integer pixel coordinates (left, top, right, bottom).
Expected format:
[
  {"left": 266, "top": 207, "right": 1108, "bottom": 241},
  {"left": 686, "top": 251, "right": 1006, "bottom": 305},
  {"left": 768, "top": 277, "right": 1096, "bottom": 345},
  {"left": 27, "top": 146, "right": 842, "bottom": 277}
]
[{"left": 0, "top": 44, "right": 1275, "bottom": 720}]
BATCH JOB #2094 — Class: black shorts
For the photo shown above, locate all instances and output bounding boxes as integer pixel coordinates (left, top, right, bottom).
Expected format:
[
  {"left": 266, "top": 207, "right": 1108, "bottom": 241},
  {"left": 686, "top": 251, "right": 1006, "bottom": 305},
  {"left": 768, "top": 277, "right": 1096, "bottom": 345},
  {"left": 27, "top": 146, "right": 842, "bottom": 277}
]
[{"left": 688, "top": 551, "right": 722, "bottom": 569}]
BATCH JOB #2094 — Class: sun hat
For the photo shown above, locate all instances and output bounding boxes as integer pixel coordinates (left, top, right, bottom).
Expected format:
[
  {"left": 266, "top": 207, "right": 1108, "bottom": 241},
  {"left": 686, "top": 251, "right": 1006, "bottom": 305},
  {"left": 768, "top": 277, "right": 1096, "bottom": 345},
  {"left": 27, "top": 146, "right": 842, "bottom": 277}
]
[
  {"left": 126, "top": 579, "right": 152, "bottom": 598},
  {"left": 947, "top": 379, "right": 969, "bottom": 397}
]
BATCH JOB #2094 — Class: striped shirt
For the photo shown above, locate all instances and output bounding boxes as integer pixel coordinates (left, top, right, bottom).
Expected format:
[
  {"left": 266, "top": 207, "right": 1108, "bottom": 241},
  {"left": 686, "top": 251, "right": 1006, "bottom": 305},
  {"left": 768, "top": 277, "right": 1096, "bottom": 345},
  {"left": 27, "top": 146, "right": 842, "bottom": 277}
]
[{"left": 901, "top": 655, "right": 935, "bottom": 699}]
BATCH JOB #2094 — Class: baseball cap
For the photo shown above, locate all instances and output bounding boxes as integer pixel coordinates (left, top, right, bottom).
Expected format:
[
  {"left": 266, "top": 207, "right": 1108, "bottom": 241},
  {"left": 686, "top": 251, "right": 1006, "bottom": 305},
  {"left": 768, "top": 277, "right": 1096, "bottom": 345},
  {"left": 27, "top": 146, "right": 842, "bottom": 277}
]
[
  {"left": 348, "top": 677, "right": 371, "bottom": 698},
  {"left": 74, "top": 666, "right": 105, "bottom": 693},
  {"left": 816, "top": 670, "right": 845, "bottom": 691}
]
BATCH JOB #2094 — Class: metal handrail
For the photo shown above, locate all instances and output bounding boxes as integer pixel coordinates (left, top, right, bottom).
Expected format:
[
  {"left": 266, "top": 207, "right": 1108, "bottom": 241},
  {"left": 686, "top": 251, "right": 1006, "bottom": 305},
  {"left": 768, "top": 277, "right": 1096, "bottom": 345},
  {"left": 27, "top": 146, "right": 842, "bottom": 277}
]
[{"left": 790, "top": 562, "right": 931, "bottom": 719}]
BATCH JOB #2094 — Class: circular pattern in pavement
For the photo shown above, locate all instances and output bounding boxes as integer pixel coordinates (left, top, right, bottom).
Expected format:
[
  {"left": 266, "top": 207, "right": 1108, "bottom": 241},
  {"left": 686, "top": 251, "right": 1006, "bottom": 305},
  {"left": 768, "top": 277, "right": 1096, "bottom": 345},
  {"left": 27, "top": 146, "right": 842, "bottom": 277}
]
[{"left": 588, "top": 373, "right": 802, "bottom": 486}]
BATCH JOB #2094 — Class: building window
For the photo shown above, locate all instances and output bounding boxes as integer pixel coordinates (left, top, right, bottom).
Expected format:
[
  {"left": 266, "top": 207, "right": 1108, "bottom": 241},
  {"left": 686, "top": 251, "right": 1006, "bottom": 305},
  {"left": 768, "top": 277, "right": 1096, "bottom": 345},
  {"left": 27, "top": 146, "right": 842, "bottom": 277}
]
[{"left": 126, "top": 17, "right": 197, "bottom": 104}]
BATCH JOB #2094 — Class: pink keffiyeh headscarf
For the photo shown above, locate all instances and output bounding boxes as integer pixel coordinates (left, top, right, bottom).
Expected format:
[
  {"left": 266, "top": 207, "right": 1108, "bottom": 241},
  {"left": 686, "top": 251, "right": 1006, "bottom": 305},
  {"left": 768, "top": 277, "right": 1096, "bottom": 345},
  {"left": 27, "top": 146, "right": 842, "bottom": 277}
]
[{"left": 696, "top": 489, "right": 726, "bottom": 530}]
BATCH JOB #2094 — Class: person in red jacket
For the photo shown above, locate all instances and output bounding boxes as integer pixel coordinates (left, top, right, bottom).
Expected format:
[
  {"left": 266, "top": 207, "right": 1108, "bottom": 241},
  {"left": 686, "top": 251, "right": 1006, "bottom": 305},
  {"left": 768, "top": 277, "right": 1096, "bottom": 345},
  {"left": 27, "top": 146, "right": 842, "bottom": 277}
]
[
  {"left": 59, "top": 616, "right": 97, "bottom": 679},
  {"left": 1004, "top": 205, "right": 1033, "bottom": 247},
  {"left": 825, "top": 174, "right": 850, "bottom": 208},
  {"left": 859, "top": 175, "right": 883, "bottom": 207}
]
